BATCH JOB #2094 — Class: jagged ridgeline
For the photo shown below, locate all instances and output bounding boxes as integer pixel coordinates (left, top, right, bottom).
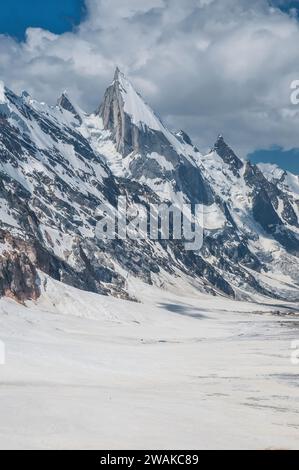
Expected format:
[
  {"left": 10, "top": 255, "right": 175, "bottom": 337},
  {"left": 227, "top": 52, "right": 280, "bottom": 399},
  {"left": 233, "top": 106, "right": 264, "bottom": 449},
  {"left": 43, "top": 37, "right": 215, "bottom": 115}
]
[{"left": 1, "top": 70, "right": 299, "bottom": 303}]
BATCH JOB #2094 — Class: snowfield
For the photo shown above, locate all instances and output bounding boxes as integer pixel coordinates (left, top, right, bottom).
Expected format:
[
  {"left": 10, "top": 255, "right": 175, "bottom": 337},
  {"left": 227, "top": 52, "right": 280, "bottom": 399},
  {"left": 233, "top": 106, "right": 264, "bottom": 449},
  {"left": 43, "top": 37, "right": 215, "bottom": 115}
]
[{"left": 0, "top": 275, "right": 299, "bottom": 450}]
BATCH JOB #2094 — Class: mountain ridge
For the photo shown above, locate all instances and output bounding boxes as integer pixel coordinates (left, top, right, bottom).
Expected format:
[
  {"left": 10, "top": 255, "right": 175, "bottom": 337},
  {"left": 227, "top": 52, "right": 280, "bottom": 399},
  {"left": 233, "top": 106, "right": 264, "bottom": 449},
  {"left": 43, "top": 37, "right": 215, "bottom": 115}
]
[{"left": 1, "top": 69, "right": 299, "bottom": 303}]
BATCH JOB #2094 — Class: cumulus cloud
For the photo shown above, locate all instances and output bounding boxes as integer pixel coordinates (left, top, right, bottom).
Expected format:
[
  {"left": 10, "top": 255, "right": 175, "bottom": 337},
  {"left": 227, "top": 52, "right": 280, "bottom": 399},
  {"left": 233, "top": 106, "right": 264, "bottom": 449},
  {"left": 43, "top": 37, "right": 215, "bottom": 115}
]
[{"left": 0, "top": 0, "right": 299, "bottom": 155}]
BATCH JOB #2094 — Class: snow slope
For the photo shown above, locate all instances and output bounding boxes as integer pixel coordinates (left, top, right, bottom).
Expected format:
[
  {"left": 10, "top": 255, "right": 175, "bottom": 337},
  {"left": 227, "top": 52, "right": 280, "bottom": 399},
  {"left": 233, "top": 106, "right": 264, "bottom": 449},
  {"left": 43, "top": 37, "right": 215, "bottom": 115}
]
[
  {"left": 0, "top": 275, "right": 298, "bottom": 450},
  {"left": 118, "top": 71, "right": 163, "bottom": 132}
]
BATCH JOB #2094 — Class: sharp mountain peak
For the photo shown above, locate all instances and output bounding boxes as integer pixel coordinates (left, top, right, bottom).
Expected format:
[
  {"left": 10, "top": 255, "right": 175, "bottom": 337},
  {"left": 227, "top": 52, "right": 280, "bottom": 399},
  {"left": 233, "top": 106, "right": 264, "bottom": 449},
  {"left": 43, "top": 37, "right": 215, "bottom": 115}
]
[{"left": 213, "top": 133, "right": 244, "bottom": 173}]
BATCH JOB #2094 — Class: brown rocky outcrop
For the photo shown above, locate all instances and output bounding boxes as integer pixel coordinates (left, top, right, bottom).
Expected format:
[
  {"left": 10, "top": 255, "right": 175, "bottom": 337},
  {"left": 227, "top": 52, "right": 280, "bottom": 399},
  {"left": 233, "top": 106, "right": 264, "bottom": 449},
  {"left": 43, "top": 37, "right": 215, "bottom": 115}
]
[{"left": 0, "top": 231, "right": 40, "bottom": 303}]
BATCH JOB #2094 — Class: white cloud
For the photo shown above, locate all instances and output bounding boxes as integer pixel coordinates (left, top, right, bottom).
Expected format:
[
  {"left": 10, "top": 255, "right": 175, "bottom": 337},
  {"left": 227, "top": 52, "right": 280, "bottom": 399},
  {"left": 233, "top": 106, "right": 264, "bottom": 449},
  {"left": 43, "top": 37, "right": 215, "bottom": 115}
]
[{"left": 0, "top": 0, "right": 299, "bottom": 155}]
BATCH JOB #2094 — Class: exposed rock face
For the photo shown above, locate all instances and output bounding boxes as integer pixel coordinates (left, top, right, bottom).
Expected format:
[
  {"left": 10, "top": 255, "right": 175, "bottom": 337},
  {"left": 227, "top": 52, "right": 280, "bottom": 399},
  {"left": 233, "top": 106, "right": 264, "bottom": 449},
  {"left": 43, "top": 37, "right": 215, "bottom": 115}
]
[
  {"left": 0, "top": 231, "right": 40, "bottom": 303},
  {"left": 1, "top": 70, "right": 299, "bottom": 304},
  {"left": 244, "top": 162, "right": 299, "bottom": 254},
  {"left": 57, "top": 92, "right": 82, "bottom": 124},
  {"left": 0, "top": 252, "right": 39, "bottom": 303},
  {"left": 98, "top": 69, "right": 180, "bottom": 162},
  {"left": 176, "top": 130, "right": 193, "bottom": 146},
  {"left": 98, "top": 68, "right": 137, "bottom": 156},
  {"left": 98, "top": 69, "right": 214, "bottom": 206}
]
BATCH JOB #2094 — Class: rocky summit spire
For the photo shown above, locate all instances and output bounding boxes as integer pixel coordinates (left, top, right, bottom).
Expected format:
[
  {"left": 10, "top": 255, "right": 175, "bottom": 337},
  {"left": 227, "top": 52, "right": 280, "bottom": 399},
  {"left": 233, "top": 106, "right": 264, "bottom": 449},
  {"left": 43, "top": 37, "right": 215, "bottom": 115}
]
[
  {"left": 213, "top": 135, "right": 243, "bottom": 175},
  {"left": 57, "top": 91, "right": 82, "bottom": 124}
]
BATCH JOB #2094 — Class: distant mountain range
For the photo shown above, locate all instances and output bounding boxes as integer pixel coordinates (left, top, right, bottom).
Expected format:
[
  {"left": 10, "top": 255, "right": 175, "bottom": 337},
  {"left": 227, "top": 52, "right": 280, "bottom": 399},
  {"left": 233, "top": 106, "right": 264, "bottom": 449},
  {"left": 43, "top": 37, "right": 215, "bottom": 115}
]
[{"left": 1, "top": 69, "right": 299, "bottom": 303}]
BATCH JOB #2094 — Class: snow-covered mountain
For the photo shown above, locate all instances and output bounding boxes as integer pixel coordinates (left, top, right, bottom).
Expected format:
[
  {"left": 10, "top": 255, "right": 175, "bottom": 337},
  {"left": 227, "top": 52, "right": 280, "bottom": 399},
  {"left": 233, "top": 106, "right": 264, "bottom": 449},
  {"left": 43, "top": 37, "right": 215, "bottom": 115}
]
[{"left": 1, "top": 70, "right": 299, "bottom": 303}]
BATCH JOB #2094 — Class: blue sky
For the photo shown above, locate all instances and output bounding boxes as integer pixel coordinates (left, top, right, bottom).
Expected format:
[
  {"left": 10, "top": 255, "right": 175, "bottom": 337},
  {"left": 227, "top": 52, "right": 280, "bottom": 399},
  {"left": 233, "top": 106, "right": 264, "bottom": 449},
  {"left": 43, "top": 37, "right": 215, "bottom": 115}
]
[
  {"left": 249, "top": 148, "right": 299, "bottom": 174},
  {"left": 0, "top": 0, "right": 85, "bottom": 40},
  {"left": 0, "top": 0, "right": 295, "bottom": 40},
  {"left": 0, "top": 0, "right": 299, "bottom": 174}
]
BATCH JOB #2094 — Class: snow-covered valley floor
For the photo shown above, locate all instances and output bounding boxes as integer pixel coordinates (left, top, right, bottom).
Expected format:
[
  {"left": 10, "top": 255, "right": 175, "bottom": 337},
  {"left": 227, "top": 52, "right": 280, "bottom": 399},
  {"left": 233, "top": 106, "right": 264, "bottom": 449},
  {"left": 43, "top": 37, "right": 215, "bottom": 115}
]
[{"left": 0, "top": 276, "right": 299, "bottom": 450}]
